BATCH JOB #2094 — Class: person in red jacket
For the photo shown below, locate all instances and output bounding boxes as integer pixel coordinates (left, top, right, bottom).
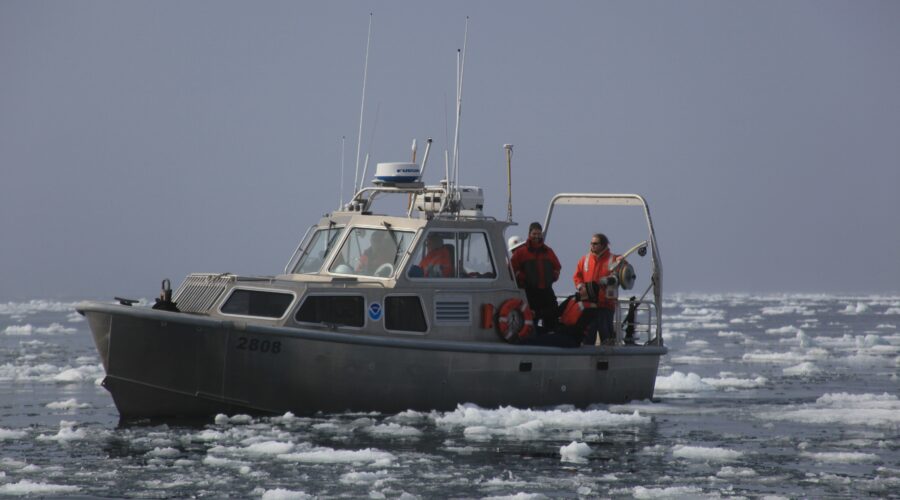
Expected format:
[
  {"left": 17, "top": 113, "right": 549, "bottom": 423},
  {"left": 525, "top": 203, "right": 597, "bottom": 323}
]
[
  {"left": 419, "top": 233, "right": 454, "bottom": 278},
  {"left": 572, "top": 233, "right": 622, "bottom": 345},
  {"left": 511, "top": 222, "right": 561, "bottom": 332}
]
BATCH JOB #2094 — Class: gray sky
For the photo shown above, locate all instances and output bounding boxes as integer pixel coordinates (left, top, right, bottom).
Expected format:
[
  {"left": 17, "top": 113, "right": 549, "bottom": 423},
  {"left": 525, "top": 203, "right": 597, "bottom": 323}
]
[{"left": 2, "top": 1, "right": 898, "bottom": 301}]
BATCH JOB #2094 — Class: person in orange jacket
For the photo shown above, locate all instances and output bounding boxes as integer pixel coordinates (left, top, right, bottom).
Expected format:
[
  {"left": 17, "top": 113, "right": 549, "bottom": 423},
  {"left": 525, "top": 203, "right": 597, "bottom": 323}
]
[
  {"left": 419, "top": 233, "right": 454, "bottom": 278},
  {"left": 572, "top": 233, "right": 621, "bottom": 345},
  {"left": 511, "top": 222, "right": 561, "bottom": 332}
]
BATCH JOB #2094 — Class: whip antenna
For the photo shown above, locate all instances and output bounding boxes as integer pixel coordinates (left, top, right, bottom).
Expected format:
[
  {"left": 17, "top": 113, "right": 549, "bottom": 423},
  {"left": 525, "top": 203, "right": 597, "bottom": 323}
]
[
  {"left": 353, "top": 14, "right": 373, "bottom": 196},
  {"left": 339, "top": 136, "right": 346, "bottom": 209},
  {"left": 451, "top": 17, "right": 469, "bottom": 198},
  {"left": 504, "top": 144, "right": 513, "bottom": 221}
]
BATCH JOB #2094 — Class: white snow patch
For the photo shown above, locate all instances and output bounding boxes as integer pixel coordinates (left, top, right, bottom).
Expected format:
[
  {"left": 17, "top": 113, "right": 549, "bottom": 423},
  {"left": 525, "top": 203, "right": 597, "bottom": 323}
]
[
  {"left": 655, "top": 372, "right": 713, "bottom": 393},
  {"left": 243, "top": 440, "right": 295, "bottom": 455},
  {"left": 0, "top": 479, "right": 80, "bottom": 496},
  {"left": 672, "top": 445, "right": 743, "bottom": 462},
  {"left": 559, "top": 441, "right": 591, "bottom": 463}
]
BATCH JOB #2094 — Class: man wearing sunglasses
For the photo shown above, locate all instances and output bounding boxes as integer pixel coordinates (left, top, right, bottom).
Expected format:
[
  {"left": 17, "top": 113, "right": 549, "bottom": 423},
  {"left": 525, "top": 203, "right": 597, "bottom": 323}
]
[{"left": 573, "top": 233, "right": 622, "bottom": 346}]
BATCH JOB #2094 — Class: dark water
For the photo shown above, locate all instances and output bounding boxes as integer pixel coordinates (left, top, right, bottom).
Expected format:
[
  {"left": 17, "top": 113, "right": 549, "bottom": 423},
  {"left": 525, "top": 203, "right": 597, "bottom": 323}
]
[{"left": 1, "top": 294, "right": 898, "bottom": 498}]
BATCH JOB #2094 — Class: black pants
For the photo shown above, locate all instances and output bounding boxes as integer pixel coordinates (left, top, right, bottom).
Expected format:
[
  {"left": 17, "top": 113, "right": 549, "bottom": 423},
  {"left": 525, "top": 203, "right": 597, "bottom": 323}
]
[
  {"left": 582, "top": 307, "right": 615, "bottom": 345},
  {"left": 525, "top": 287, "right": 558, "bottom": 332}
]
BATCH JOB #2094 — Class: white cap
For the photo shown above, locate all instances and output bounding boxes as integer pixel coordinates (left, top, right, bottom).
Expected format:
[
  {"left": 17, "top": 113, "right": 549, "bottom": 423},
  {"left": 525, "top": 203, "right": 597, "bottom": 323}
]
[{"left": 507, "top": 236, "right": 522, "bottom": 250}]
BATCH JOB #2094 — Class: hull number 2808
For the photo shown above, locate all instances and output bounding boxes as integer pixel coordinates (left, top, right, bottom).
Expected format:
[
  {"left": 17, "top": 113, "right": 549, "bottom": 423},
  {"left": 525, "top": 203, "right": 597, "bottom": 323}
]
[{"left": 235, "top": 337, "right": 282, "bottom": 354}]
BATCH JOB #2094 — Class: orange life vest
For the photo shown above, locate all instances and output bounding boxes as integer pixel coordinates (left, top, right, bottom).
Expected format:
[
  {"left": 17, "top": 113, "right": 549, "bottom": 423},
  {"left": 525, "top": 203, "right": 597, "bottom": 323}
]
[{"left": 573, "top": 249, "right": 619, "bottom": 309}]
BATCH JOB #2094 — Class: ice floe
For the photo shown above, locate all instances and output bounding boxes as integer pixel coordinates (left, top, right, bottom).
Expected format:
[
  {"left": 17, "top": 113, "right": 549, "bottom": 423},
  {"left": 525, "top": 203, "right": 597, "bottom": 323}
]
[
  {"left": 45, "top": 398, "right": 91, "bottom": 410},
  {"left": 433, "top": 404, "right": 649, "bottom": 439},
  {"left": 260, "top": 488, "right": 314, "bottom": 500},
  {"left": 672, "top": 445, "right": 743, "bottom": 462},
  {"left": 0, "top": 428, "right": 27, "bottom": 440},
  {"left": 655, "top": 371, "right": 767, "bottom": 393},
  {"left": 761, "top": 305, "right": 815, "bottom": 316},
  {"left": 800, "top": 451, "right": 880, "bottom": 463},
  {"left": 758, "top": 392, "right": 900, "bottom": 428},
  {"left": 841, "top": 302, "right": 870, "bottom": 315},
  {"left": 276, "top": 445, "right": 395, "bottom": 466},
  {"left": 36, "top": 420, "right": 86, "bottom": 442},
  {"left": 0, "top": 479, "right": 80, "bottom": 496},
  {"left": 782, "top": 362, "right": 821, "bottom": 377},
  {"left": 559, "top": 441, "right": 591, "bottom": 463},
  {"left": 765, "top": 325, "right": 802, "bottom": 335}
]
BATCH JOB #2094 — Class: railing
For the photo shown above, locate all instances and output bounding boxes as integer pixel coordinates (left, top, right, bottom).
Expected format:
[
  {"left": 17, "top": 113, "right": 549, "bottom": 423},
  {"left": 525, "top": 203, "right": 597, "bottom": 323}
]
[
  {"left": 617, "top": 298, "right": 658, "bottom": 345},
  {"left": 172, "top": 273, "right": 236, "bottom": 313}
]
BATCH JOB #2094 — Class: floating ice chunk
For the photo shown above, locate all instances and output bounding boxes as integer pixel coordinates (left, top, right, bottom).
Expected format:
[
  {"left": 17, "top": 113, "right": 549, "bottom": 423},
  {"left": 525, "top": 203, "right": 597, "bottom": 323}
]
[
  {"left": 654, "top": 372, "right": 713, "bottom": 393},
  {"left": 716, "top": 466, "right": 757, "bottom": 478},
  {"left": 716, "top": 330, "right": 743, "bottom": 338},
  {"left": 761, "top": 306, "right": 814, "bottom": 316},
  {"left": 36, "top": 420, "right": 86, "bottom": 442},
  {"left": 672, "top": 445, "right": 743, "bottom": 462},
  {"left": 765, "top": 325, "right": 802, "bottom": 335},
  {"left": 629, "top": 485, "right": 704, "bottom": 498},
  {"left": 53, "top": 364, "right": 104, "bottom": 383},
  {"left": 875, "top": 323, "right": 896, "bottom": 329},
  {"left": 146, "top": 447, "right": 180, "bottom": 457},
  {"left": 0, "top": 479, "right": 80, "bottom": 496},
  {"left": 339, "top": 469, "right": 390, "bottom": 485},
  {"left": 0, "top": 428, "right": 27, "bottom": 440},
  {"left": 434, "top": 405, "right": 649, "bottom": 438},
  {"left": 0, "top": 300, "right": 79, "bottom": 316},
  {"left": 215, "top": 413, "right": 253, "bottom": 425},
  {"left": 364, "top": 423, "right": 423, "bottom": 438},
  {"left": 35, "top": 322, "right": 77, "bottom": 334},
  {"left": 260, "top": 488, "right": 314, "bottom": 500},
  {"left": 243, "top": 441, "right": 295, "bottom": 455},
  {"left": 66, "top": 311, "right": 85, "bottom": 323},
  {"left": 841, "top": 302, "right": 869, "bottom": 315},
  {"left": 703, "top": 375, "right": 768, "bottom": 390},
  {"left": 800, "top": 451, "right": 879, "bottom": 463},
  {"left": 885, "top": 307, "right": 900, "bottom": 315},
  {"left": 45, "top": 398, "right": 90, "bottom": 410},
  {"left": 783, "top": 362, "right": 821, "bottom": 377},
  {"left": 759, "top": 392, "right": 900, "bottom": 427},
  {"left": 482, "top": 494, "right": 548, "bottom": 500},
  {"left": 277, "top": 446, "right": 395, "bottom": 465},
  {"left": 742, "top": 348, "right": 828, "bottom": 364},
  {"left": 3, "top": 324, "right": 33, "bottom": 335},
  {"left": 559, "top": 441, "right": 591, "bottom": 463}
]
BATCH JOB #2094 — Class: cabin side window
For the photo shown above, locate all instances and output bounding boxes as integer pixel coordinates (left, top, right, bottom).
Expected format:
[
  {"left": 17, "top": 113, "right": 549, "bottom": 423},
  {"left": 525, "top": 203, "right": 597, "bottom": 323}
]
[
  {"left": 295, "top": 295, "right": 365, "bottom": 327},
  {"left": 407, "top": 231, "right": 495, "bottom": 279},
  {"left": 328, "top": 227, "right": 414, "bottom": 278},
  {"left": 384, "top": 296, "right": 427, "bottom": 332},
  {"left": 220, "top": 289, "right": 295, "bottom": 319},
  {"left": 293, "top": 226, "right": 344, "bottom": 274}
]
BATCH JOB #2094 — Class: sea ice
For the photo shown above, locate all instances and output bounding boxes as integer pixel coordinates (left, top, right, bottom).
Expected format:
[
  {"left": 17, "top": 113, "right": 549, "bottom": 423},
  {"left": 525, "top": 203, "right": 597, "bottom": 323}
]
[
  {"left": 45, "top": 398, "right": 90, "bottom": 410},
  {"left": 242, "top": 440, "right": 295, "bottom": 456},
  {"left": 364, "top": 423, "right": 423, "bottom": 438},
  {"left": 0, "top": 428, "right": 27, "bottom": 440},
  {"left": 628, "top": 485, "right": 704, "bottom": 498},
  {"left": 339, "top": 470, "right": 391, "bottom": 485},
  {"left": 260, "top": 488, "right": 314, "bottom": 500},
  {"left": 277, "top": 446, "right": 396, "bottom": 466},
  {"left": 433, "top": 404, "right": 650, "bottom": 437},
  {"left": 800, "top": 451, "right": 879, "bottom": 463},
  {"left": 782, "top": 362, "right": 820, "bottom": 376},
  {"left": 841, "top": 302, "right": 870, "bottom": 314},
  {"left": 765, "top": 325, "right": 802, "bottom": 335},
  {"left": 672, "top": 445, "right": 743, "bottom": 462},
  {"left": 36, "top": 420, "right": 86, "bottom": 442},
  {"left": 559, "top": 441, "right": 591, "bottom": 463},
  {"left": 0, "top": 479, "right": 80, "bottom": 496}
]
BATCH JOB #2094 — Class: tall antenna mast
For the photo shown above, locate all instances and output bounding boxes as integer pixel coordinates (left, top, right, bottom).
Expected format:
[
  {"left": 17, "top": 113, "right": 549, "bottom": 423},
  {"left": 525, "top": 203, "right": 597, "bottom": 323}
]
[
  {"left": 451, "top": 17, "right": 469, "bottom": 198},
  {"left": 339, "top": 136, "right": 346, "bottom": 208},
  {"left": 353, "top": 13, "right": 373, "bottom": 196},
  {"left": 504, "top": 144, "right": 513, "bottom": 221}
]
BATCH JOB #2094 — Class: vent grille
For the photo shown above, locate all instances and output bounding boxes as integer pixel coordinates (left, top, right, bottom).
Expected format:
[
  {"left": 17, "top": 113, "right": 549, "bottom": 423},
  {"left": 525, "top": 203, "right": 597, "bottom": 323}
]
[
  {"left": 434, "top": 299, "right": 470, "bottom": 324},
  {"left": 172, "top": 273, "right": 236, "bottom": 313}
]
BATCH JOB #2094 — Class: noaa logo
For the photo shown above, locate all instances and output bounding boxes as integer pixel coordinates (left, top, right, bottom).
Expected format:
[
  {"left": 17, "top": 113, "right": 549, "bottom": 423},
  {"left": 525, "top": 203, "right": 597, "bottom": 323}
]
[{"left": 367, "top": 302, "right": 383, "bottom": 321}]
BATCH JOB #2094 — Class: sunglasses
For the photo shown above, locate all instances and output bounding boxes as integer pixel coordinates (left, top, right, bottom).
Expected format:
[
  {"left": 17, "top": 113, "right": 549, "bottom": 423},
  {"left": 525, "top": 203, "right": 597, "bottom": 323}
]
[{"left": 591, "top": 242, "right": 602, "bottom": 246}]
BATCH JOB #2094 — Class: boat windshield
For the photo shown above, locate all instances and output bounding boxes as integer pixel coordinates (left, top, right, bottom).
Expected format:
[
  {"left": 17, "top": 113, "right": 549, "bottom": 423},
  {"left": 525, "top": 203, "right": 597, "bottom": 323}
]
[
  {"left": 293, "top": 226, "right": 345, "bottom": 274},
  {"left": 329, "top": 227, "right": 415, "bottom": 278}
]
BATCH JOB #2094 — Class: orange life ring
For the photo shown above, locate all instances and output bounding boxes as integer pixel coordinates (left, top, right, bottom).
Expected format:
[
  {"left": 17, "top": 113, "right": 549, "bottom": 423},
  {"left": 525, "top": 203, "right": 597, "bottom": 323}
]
[{"left": 495, "top": 298, "right": 534, "bottom": 342}]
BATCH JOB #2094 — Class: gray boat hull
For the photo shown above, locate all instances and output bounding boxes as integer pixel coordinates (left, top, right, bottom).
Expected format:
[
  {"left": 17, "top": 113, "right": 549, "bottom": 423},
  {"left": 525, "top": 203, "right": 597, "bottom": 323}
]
[{"left": 81, "top": 302, "right": 665, "bottom": 418}]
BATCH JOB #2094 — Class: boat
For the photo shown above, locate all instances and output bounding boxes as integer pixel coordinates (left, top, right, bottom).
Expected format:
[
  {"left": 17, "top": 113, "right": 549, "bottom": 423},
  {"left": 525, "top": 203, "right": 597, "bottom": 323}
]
[
  {"left": 77, "top": 160, "right": 667, "bottom": 418},
  {"left": 78, "top": 25, "right": 666, "bottom": 419}
]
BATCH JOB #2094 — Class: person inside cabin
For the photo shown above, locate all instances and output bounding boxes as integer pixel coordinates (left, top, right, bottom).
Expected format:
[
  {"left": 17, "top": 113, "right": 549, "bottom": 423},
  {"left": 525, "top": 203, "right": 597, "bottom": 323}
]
[
  {"left": 510, "top": 222, "right": 561, "bottom": 333},
  {"left": 573, "top": 233, "right": 622, "bottom": 346},
  {"left": 357, "top": 230, "right": 397, "bottom": 276},
  {"left": 419, "top": 233, "right": 454, "bottom": 278}
]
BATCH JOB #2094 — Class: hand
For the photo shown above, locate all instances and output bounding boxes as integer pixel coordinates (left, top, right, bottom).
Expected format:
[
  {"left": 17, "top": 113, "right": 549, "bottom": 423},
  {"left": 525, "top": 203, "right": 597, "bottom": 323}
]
[{"left": 579, "top": 288, "right": 588, "bottom": 300}]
